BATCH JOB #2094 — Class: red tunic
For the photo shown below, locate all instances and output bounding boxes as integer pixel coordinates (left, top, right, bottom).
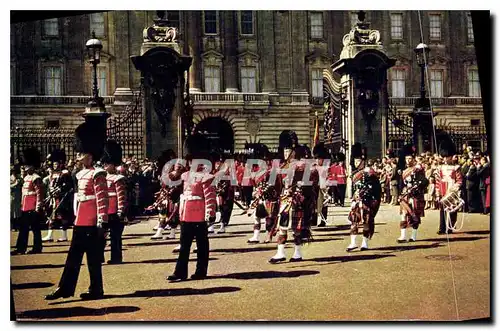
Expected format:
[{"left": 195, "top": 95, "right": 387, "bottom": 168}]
[
  {"left": 179, "top": 171, "right": 216, "bottom": 222},
  {"left": 336, "top": 164, "right": 347, "bottom": 185},
  {"left": 327, "top": 164, "right": 337, "bottom": 184},
  {"left": 435, "top": 165, "right": 463, "bottom": 199},
  {"left": 74, "top": 167, "right": 109, "bottom": 226},
  {"left": 21, "top": 173, "right": 44, "bottom": 212},
  {"left": 106, "top": 173, "right": 127, "bottom": 215}
]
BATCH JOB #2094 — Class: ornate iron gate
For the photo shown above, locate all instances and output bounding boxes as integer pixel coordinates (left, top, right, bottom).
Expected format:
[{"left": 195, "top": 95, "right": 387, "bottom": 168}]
[
  {"left": 106, "top": 84, "right": 144, "bottom": 159},
  {"left": 11, "top": 85, "right": 145, "bottom": 164},
  {"left": 387, "top": 104, "right": 488, "bottom": 154},
  {"left": 323, "top": 70, "right": 348, "bottom": 153}
]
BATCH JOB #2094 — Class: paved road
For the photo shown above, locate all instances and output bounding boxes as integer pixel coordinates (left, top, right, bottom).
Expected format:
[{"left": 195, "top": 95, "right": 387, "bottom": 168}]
[{"left": 11, "top": 204, "right": 490, "bottom": 321}]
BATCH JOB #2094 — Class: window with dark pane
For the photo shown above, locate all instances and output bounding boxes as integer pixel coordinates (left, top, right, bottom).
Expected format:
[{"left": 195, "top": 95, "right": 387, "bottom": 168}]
[
  {"left": 467, "top": 13, "right": 474, "bottom": 43},
  {"left": 44, "top": 18, "right": 59, "bottom": 37},
  {"left": 241, "top": 11, "right": 253, "bottom": 35},
  {"left": 310, "top": 12, "right": 323, "bottom": 39},
  {"left": 204, "top": 11, "right": 217, "bottom": 34},
  {"left": 44, "top": 67, "right": 62, "bottom": 96},
  {"left": 390, "top": 13, "right": 403, "bottom": 40},
  {"left": 468, "top": 69, "right": 481, "bottom": 97},
  {"left": 429, "top": 14, "right": 441, "bottom": 40},
  {"left": 90, "top": 13, "right": 105, "bottom": 36}
]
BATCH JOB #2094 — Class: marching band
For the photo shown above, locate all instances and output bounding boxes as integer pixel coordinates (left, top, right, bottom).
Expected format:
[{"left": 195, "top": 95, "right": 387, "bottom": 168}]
[{"left": 9, "top": 123, "right": 483, "bottom": 300}]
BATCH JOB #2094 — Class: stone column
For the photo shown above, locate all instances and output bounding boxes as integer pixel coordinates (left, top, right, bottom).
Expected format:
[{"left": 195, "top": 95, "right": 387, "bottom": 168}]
[
  {"left": 114, "top": 11, "right": 131, "bottom": 90},
  {"left": 223, "top": 11, "right": 239, "bottom": 92},
  {"left": 187, "top": 11, "right": 202, "bottom": 92},
  {"left": 258, "top": 11, "right": 277, "bottom": 93},
  {"left": 291, "top": 11, "right": 307, "bottom": 92}
]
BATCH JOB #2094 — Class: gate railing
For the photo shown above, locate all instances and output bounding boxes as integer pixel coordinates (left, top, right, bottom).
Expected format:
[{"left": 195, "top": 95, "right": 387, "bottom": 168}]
[
  {"left": 11, "top": 86, "right": 145, "bottom": 164},
  {"left": 387, "top": 104, "right": 487, "bottom": 154}
]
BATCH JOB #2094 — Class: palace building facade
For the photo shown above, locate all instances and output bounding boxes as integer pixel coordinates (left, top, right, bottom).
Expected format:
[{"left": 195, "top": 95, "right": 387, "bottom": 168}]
[{"left": 10, "top": 10, "right": 485, "bottom": 160}]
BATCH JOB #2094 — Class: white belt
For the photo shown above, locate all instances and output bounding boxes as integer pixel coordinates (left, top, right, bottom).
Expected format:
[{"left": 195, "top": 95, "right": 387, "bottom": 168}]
[
  {"left": 108, "top": 192, "right": 117, "bottom": 197},
  {"left": 180, "top": 194, "right": 203, "bottom": 202},
  {"left": 22, "top": 190, "right": 36, "bottom": 195},
  {"left": 77, "top": 194, "right": 96, "bottom": 202}
]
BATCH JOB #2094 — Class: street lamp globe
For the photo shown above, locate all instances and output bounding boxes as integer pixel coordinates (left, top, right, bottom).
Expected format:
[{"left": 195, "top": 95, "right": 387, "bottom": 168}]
[
  {"left": 414, "top": 42, "right": 430, "bottom": 67},
  {"left": 85, "top": 31, "right": 103, "bottom": 64}
]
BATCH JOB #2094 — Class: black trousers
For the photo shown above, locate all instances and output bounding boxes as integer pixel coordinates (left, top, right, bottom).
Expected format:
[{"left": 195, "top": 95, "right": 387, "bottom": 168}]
[
  {"left": 16, "top": 211, "right": 42, "bottom": 253},
  {"left": 439, "top": 206, "right": 458, "bottom": 233},
  {"left": 106, "top": 214, "right": 125, "bottom": 262},
  {"left": 338, "top": 184, "right": 347, "bottom": 206},
  {"left": 174, "top": 222, "right": 209, "bottom": 278},
  {"left": 480, "top": 189, "right": 488, "bottom": 213},
  {"left": 58, "top": 226, "right": 103, "bottom": 295},
  {"left": 242, "top": 186, "right": 253, "bottom": 207},
  {"left": 221, "top": 201, "right": 234, "bottom": 226}
]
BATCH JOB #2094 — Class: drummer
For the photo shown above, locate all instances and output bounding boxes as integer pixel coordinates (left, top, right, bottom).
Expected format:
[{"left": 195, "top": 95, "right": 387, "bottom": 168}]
[{"left": 435, "top": 140, "right": 463, "bottom": 235}]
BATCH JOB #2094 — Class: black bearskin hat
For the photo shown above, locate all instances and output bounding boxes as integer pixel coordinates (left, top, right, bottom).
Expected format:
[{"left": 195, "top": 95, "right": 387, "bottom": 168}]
[
  {"left": 336, "top": 152, "right": 346, "bottom": 162},
  {"left": 101, "top": 140, "right": 123, "bottom": 166},
  {"left": 74, "top": 122, "right": 104, "bottom": 160},
  {"left": 279, "top": 130, "right": 299, "bottom": 150},
  {"left": 47, "top": 149, "right": 66, "bottom": 164},
  {"left": 313, "top": 142, "right": 329, "bottom": 159},
  {"left": 183, "top": 133, "right": 209, "bottom": 159},
  {"left": 438, "top": 139, "right": 457, "bottom": 157},
  {"left": 22, "top": 147, "right": 41, "bottom": 168},
  {"left": 294, "top": 145, "right": 307, "bottom": 160},
  {"left": 351, "top": 143, "right": 363, "bottom": 159},
  {"left": 401, "top": 144, "right": 416, "bottom": 157}
]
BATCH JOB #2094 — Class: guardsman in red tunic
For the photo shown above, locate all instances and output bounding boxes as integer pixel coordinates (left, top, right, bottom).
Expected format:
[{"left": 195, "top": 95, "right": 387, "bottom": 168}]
[
  {"left": 42, "top": 149, "right": 74, "bottom": 243},
  {"left": 101, "top": 140, "right": 127, "bottom": 264},
  {"left": 313, "top": 142, "right": 330, "bottom": 227},
  {"left": 45, "top": 122, "right": 108, "bottom": 301},
  {"left": 397, "top": 145, "right": 428, "bottom": 243},
  {"left": 336, "top": 153, "right": 347, "bottom": 207},
  {"left": 167, "top": 134, "right": 217, "bottom": 281},
  {"left": 12, "top": 147, "right": 44, "bottom": 255},
  {"left": 435, "top": 140, "right": 463, "bottom": 234}
]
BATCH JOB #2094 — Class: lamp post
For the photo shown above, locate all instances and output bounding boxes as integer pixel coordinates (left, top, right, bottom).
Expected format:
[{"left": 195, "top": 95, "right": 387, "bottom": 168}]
[
  {"left": 84, "top": 31, "right": 110, "bottom": 142},
  {"left": 411, "top": 42, "right": 431, "bottom": 154}
]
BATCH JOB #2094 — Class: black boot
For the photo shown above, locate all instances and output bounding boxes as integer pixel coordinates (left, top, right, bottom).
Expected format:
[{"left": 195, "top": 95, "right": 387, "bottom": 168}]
[
  {"left": 45, "top": 287, "right": 72, "bottom": 300},
  {"left": 80, "top": 290, "right": 104, "bottom": 300}
]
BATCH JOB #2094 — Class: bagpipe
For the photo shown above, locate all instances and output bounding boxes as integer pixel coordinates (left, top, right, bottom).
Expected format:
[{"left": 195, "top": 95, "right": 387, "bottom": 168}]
[
  {"left": 44, "top": 178, "right": 74, "bottom": 224},
  {"left": 245, "top": 181, "right": 280, "bottom": 217},
  {"left": 145, "top": 186, "right": 176, "bottom": 211},
  {"left": 278, "top": 183, "right": 303, "bottom": 215}
]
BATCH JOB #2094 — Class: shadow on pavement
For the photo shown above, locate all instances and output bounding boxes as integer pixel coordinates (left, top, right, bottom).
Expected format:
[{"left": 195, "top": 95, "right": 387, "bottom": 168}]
[
  {"left": 417, "top": 236, "right": 488, "bottom": 243},
  {"left": 12, "top": 282, "right": 54, "bottom": 290},
  {"left": 207, "top": 270, "right": 319, "bottom": 280},
  {"left": 308, "top": 253, "right": 396, "bottom": 264},
  {"left": 463, "top": 230, "right": 490, "bottom": 235},
  {"left": 208, "top": 234, "right": 247, "bottom": 240},
  {"left": 312, "top": 225, "right": 351, "bottom": 232},
  {"left": 221, "top": 230, "right": 254, "bottom": 235},
  {"left": 11, "top": 264, "right": 70, "bottom": 270},
  {"left": 49, "top": 287, "right": 241, "bottom": 305},
  {"left": 104, "top": 257, "right": 218, "bottom": 265},
  {"left": 371, "top": 243, "right": 441, "bottom": 251},
  {"left": 209, "top": 246, "right": 277, "bottom": 254},
  {"left": 124, "top": 241, "right": 177, "bottom": 248},
  {"left": 17, "top": 305, "right": 141, "bottom": 320}
]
